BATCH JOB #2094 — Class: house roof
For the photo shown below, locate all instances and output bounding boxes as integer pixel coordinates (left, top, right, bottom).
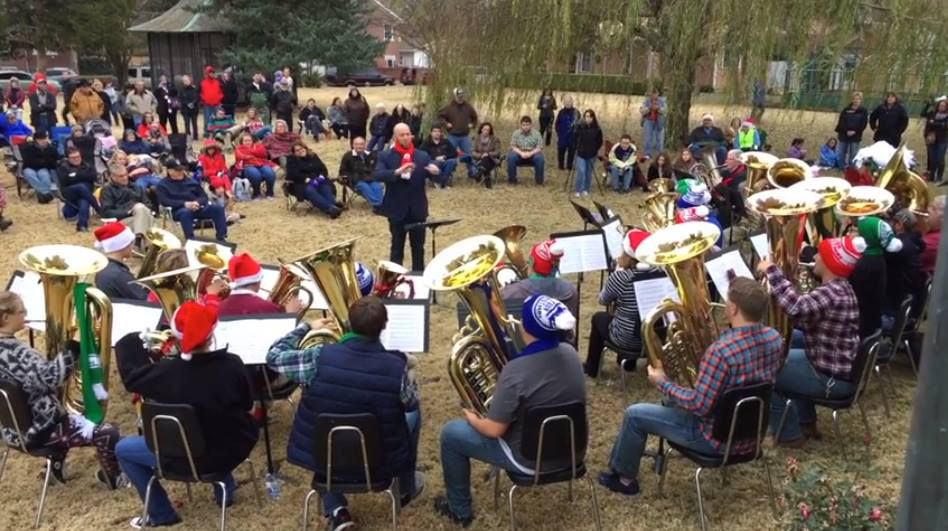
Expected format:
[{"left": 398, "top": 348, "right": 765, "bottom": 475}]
[
  {"left": 372, "top": 0, "right": 403, "bottom": 23},
  {"left": 129, "top": 0, "right": 231, "bottom": 33}
]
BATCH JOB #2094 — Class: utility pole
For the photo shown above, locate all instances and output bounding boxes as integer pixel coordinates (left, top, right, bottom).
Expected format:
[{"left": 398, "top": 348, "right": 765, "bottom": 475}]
[{"left": 897, "top": 209, "right": 948, "bottom": 529}]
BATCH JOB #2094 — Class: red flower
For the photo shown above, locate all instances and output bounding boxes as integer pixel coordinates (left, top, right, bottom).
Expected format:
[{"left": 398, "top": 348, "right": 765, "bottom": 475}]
[
  {"left": 799, "top": 502, "right": 812, "bottom": 520},
  {"left": 786, "top": 456, "right": 800, "bottom": 477},
  {"left": 869, "top": 507, "right": 884, "bottom": 522}
]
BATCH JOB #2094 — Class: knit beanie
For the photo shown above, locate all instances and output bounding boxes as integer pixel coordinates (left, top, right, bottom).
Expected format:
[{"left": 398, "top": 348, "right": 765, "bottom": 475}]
[
  {"left": 521, "top": 295, "right": 576, "bottom": 340},
  {"left": 818, "top": 237, "right": 862, "bottom": 278},
  {"left": 355, "top": 262, "right": 374, "bottom": 296},
  {"left": 852, "top": 216, "right": 901, "bottom": 256},
  {"left": 530, "top": 240, "right": 565, "bottom": 276}
]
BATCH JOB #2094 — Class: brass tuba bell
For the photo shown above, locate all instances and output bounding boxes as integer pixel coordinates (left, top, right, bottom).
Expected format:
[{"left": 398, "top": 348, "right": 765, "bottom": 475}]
[
  {"left": 875, "top": 145, "right": 931, "bottom": 216},
  {"left": 639, "top": 191, "right": 679, "bottom": 233},
  {"left": 373, "top": 260, "right": 415, "bottom": 299},
  {"left": 266, "top": 262, "right": 315, "bottom": 319},
  {"left": 790, "top": 177, "right": 852, "bottom": 244},
  {"left": 492, "top": 225, "right": 529, "bottom": 286},
  {"left": 137, "top": 228, "right": 182, "bottom": 279},
  {"left": 134, "top": 265, "right": 205, "bottom": 352},
  {"left": 291, "top": 239, "right": 362, "bottom": 349},
  {"left": 767, "top": 158, "right": 812, "bottom": 189},
  {"left": 739, "top": 151, "right": 778, "bottom": 196},
  {"left": 18, "top": 245, "right": 113, "bottom": 418}
]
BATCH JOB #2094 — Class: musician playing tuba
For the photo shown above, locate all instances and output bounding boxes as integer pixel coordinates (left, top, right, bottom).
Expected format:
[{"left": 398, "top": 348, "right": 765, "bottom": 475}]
[
  {"left": 0, "top": 291, "right": 124, "bottom": 489},
  {"left": 91, "top": 222, "right": 151, "bottom": 301},
  {"left": 757, "top": 237, "right": 861, "bottom": 447},
  {"left": 599, "top": 277, "right": 783, "bottom": 496},
  {"left": 500, "top": 239, "right": 578, "bottom": 321},
  {"left": 265, "top": 296, "right": 424, "bottom": 529},
  {"left": 434, "top": 295, "right": 582, "bottom": 527}
]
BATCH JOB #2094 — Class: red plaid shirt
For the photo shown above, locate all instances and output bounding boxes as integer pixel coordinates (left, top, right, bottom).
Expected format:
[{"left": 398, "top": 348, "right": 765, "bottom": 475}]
[
  {"left": 659, "top": 323, "right": 784, "bottom": 453},
  {"left": 765, "top": 266, "right": 859, "bottom": 379}
]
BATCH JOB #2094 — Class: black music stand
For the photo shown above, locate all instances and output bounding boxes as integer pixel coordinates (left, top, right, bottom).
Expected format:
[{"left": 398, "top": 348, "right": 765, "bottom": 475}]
[
  {"left": 569, "top": 200, "right": 604, "bottom": 228},
  {"left": 405, "top": 218, "right": 462, "bottom": 303},
  {"left": 592, "top": 200, "right": 616, "bottom": 221}
]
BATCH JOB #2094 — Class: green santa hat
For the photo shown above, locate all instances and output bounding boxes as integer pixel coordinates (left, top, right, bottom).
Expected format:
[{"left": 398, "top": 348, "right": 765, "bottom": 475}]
[{"left": 852, "top": 216, "right": 902, "bottom": 256}]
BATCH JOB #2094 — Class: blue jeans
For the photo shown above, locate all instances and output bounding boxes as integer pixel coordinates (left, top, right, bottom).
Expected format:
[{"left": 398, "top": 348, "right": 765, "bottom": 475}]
[
  {"left": 61, "top": 183, "right": 99, "bottom": 229},
  {"left": 927, "top": 141, "right": 947, "bottom": 182},
  {"left": 689, "top": 144, "right": 727, "bottom": 165},
  {"left": 608, "top": 403, "right": 720, "bottom": 480},
  {"left": 769, "top": 349, "right": 857, "bottom": 441},
  {"left": 133, "top": 115, "right": 144, "bottom": 128},
  {"left": 432, "top": 158, "right": 458, "bottom": 187},
  {"left": 117, "top": 436, "right": 235, "bottom": 525},
  {"left": 22, "top": 167, "right": 55, "bottom": 194},
  {"left": 642, "top": 121, "right": 664, "bottom": 158},
  {"left": 134, "top": 174, "right": 163, "bottom": 190},
  {"left": 202, "top": 105, "right": 219, "bottom": 136},
  {"left": 506, "top": 152, "right": 545, "bottom": 184},
  {"left": 447, "top": 134, "right": 474, "bottom": 176},
  {"left": 440, "top": 419, "right": 521, "bottom": 520},
  {"left": 354, "top": 181, "right": 384, "bottom": 206},
  {"left": 173, "top": 204, "right": 227, "bottom": 240},
  {"left": 836, "top": 140, "right": 860, "bottom": 169},
  {"left": 303, "top": 181, "right": 338, "bottom": 214},
  {"left": 609, "top": 166, "right": 634, "bottom": 191},
  {"left": 322, "top": 409, "right": 422, "bottom": 516},
  {"left": 574, "top": 156, "right": 596, "bottom": 193},
  {"left": 367, "top": 134, "right": 387, "bottom": 152},
  {"left": 242, "top": 166, "right": 276, "bottom": 198}
]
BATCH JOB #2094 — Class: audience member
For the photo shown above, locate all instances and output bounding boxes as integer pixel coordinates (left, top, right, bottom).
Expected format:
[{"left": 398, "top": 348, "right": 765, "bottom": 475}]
[
  {"left": 420, "top": 124, "right": 458, "bottom": 188},
  {"left": 28, "top": 75, "right": 57, "bottom": 131},
  {"left": 922, "top": 97, "right": 948, "bottom": 184},
  {"left": 608, "top": 134, "right": 640, "bottom": 193},
  {"left": 327, "top": 96, "right": 348, "bottom": 139},
  {"left": 787, "top": 138, "right": 808, "bottom": 161},
  {"left": 247, "top": 72, "right": 273, "bottom": 124},
  {"left": 262, "top": 119, "right": 300, "bottom": 163},
  {"left": 537, "top": 89, "right": 557, "bottom": 146},
  {"left": 736, "top": 118, "right": 761, "bottom": 151},
  {"left": 344, "top": 87, "right": 370, "bottom": 141},
  {"left": 235, "top": 133, "right": 277, "bottom": 199},
  {"left": 385, "top": 104, "right": 412, "bottom": 144},
  {"left": 573, "top": 109, "right": 603, "bottom": 196},
  {"left": 200, "top": 66, "right": 224, "bottom": 137},
  {"left": 124, "top": 80, "right": 157, "bottom": 128},
  {"left": 56, "top": 147, "right": 100, "bottom": 232},
  {"left": 639, "top": 90, "right": 666, "bottom": 158},
  {"left": 834, "top": 91, "right": 869, "bottom": 168},
  {"left": 886, "top": 209, "right": 927, "bottom": 321},
  {"left": 647, "top": 151, "right": 674, "bottom": 183},
  {"left": 555, "top": 95, "right": 580, "bottom": 171},
  {"left": 869, "top": 91, "right": 908, "bottom": 148},
  {"left": 299, "top": 98, "right": 327, "bottom": 139},
  {"left": 20, "top": 130, "right": 58, "bottom": 202},
  {"left": 286, "top": 142, "right": 342, "bottom": 218},
  {"left": 438, "top": 88, "right": 479, "bottom": 176},
  {"left": 367, "top": 103, "right": 390, "bottom": 152},
  {"left": 921, "top": 195, "right": 944, "bottom": 275},
  {"left": 270, "top": 81, "right": 296, "bottom": 131},
  {"left": 471, "top": 122, "right": 501, "bottom": 188},
  {"left": 70, "top": 80, "right": 106, "bottom": 124},
  {"left": 338, "top": 136, "right": 382, "bottom": 208},
  {"left": 99, "top": 165, "right": 154, "bottom": 240},
  {"left": 4, "top": 78, "right": 26, "bottom": 121},
  {"left": 178, "top": 74, "right": 200, "bottom": 139},
  {"left": 818, "top": 137, "right": 839, "bottom": 168},
  {"left": 155, "top": 158, "right": 228, "bottom": 242},
  {"left": 155, "top": 75, "right": 179, "bottom": 135},
  {"left": 507, "top": 116, "right": 545, "bottom": 185},
  {"left": 221, "top": 69, "right": 239, "bottom": 118}
]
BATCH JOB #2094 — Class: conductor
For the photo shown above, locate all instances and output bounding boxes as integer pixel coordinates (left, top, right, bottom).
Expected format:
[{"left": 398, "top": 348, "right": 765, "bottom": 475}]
[{"left": 374, "top": 122, "right": 440, "bottom": 272}]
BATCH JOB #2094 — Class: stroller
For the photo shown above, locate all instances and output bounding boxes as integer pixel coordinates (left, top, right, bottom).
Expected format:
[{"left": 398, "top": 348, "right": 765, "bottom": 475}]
[{"left": 85, "top": 119, "right": 117, "bottom": 162}]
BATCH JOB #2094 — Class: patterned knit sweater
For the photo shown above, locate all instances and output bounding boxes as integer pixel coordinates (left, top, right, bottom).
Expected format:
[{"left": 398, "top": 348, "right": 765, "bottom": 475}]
[{"left": 0, "top": 338, "right": 73, "bottom": 447}]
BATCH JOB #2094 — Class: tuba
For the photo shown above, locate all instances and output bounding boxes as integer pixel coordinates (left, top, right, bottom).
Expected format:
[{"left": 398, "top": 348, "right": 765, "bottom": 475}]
[
  {"left": 423, "top": 235, "right": 521, "bottom": 413},
  {"left": 767, "top": 158, "right": 812, "bottom": 189},
  {"left": 18, "top": 245, "right": 113, "bottom": 418},
  {"left": 694, "top": 146, "right": 725, "bottom": 189},
  {"left": 875, "top": 145, "right": 930, "bottom": 216},
  {"left": 291, "top": 239, "right": 362, "bottom": 349},
  {"left": 640, "top": 191, "right": 679, "bottom": 233},
  {"left": 266, "top": 262, "right": 315, "bottom": 318},
  {"left": 648, "top": 177, "right": 674, "bottom": 193},
  {"left": 790, "top": 177, "right": 852, "bottom": 245},
  {"left": 137, "top": 228, "right": 182, "bottom": 279},
  {"left": 193, "top": 244, "right": 229, "bottom": 298},
  {"left": 747, "top": 189, "right": 823, "bottom": 352},
  {"left": 635, "top": 222, "right": 721, "bottom": 388},
  {"left": 739, "top": 151, "right": 778, "bottom": 196},
  {"left": 374, "top": 260, "right": 415, "bottom": 299},
  {"left": 135, "top": 265, "right": 205, "bottom": 352},
  {"left": 492, "top": 225, "right": 529, "bottom": 286}
]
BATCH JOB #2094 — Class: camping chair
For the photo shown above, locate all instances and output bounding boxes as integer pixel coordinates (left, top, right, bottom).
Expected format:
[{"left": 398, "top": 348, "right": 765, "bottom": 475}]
[{"left": 6, "top": 142, "right": 29, "bottom": 198}]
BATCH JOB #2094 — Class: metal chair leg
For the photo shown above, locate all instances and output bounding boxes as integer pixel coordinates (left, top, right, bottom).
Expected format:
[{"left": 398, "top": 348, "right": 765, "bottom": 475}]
[
  {"left": 884, "top": 365, "right": 897, "bottom": 396},
  {"left": 384, "top": 488, "right": 398, "bottom": 530},
  {"left": 185, "top": 482, "right": 193, "bottom": 502},
  {"left": 695, "top": 467, "right": 708, "bottom": 531},
  {"left": 0, "top": 448, "right": 9, "bottom": 484},
  {"left": 567, "top": 478, "right": 574, "bottom": 502},
  {"left": 857, "top": 402, "right": 872, "bottom": 447},
  {"left": 34, "top": 457, "right": 53, "bottom": 529},
  {"left": 301, "top": 489, "right": 317, "bottom": 531},
  {"left": 492, "top": 467, "right": 500, "bottom": 511},
  {"left": 831, "top": 410, "right": 841, "bottom": 439},
  {"left": 619, "top": 359, "right": 631, "bottom": 403},
  {"left": 874, "top": 366, "right": 891, "bottom": 418},
  {"left": 762, "top": 457, "right": 778, "bottom": 519},
  {"left": 721, "top": 467, "right": 730, "bottom": 487},
  {"left": 142, "top": 475, "right": 157, "bottom": 530},
  {"left": 216, "top": 481, "right": 228, "bottom": 531},
  {"left": 586, "top": 476, "right": 603, "bottom": 531},
  {"left": 774, "top": 398, "right": 794, "bottom": 442},
  {"left": 904, "top": 339, "right": 919, "bottom": 376},
  {"left": 244, "top": 459, "right": 262, "bottom": 505},
  {"left": 507, "top": 484, "right": 518, "bottom": 531},
  {"left": 656, "top": 445, "right": 672, "bottom": 497}
]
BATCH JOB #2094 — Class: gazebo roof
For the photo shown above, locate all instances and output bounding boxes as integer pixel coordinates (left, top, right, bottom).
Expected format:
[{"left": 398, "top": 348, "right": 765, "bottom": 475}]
[{"left": 129, "top": 0, "right": 231, "bottom": 33}]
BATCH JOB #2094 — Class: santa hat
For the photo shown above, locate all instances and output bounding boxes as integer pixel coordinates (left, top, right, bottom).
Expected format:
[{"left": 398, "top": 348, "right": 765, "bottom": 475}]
[
  {"left": 741, "top": 118, "right": 755, "bottom": 127},
  {"left": 818, "top": 237, "right": 862, "bottom": 278},
  {"left": 530, "top": 239, "right": 565, "bottom": 276},
  {"left": 171, "top": 300, "right": 218, "bottom": 360},
  {"left": 852, "top": 216, "right": 901, "bottom": 256},
  {"left": 93, "top": 222, "right": 135, "bottom": 254},
  {"left": 521, "top": 294, "right": 576, "bottom": 341},
  {"left": 676, "top": 205, "right": 710, "bottom": 223},
  {"left": 623, "top": 229, "right": 651, "bottom": 257},
  {"left": 355, "top": 262, "right": 375, "bottom": 296},
  {"left": 228, "top": 253, "right": 264, "bottom": 288}
]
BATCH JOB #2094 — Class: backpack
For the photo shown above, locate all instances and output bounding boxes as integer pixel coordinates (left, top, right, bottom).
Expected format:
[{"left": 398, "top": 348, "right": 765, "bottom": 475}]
[{"left": 232, "top": 177, "right": 252, "bottom": 202}]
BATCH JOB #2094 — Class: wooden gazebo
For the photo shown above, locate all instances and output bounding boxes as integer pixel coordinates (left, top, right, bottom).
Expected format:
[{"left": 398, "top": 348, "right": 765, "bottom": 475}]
[{"left": 129, "top": 0, "right": 233, "bottom": 82}]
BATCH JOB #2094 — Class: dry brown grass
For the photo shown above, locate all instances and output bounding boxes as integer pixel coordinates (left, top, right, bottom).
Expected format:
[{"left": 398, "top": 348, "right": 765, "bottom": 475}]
[{"left": 0, "top": 85, "right": 924, "bottom": 530}]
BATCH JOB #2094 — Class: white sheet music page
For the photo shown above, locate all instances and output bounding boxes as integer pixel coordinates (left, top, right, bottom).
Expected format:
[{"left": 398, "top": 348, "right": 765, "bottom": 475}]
[
  {"left": 633, "top": 276, "right": 679, "bottom": 317},
  {"left": 750, "top": 233, "right": 769, "bottom": 261},
  {"left": 380, "top": 304, "right": 427, "bottom": 353},
  {"left": 216, "top": 316, "right": 298, "bottom": 365},
  {"left": 9, "top": 271, "right": 46, "bottom": 332},
  {"left": 110, "top": 302, "right": 163, "bottom": 347},
  {"left": 556, "top": 234, "right": 609, "bottom": 274},
  {"left": 400, "top": 274, "right": 431, "bottom": 301},
  {"left": 704, "top": 251, "right": 754, "bottom": 299},
  {"left": 601, "top": 219, "right": 625, "bottom": 259},
  {"left": 259, "top": 266, "right": 281, "bottom": 294}
]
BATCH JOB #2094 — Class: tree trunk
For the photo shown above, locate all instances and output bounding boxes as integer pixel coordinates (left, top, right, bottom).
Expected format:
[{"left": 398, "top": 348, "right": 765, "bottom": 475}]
[{"left": 664, "top": 62, "right": 697, "bottom": 149}]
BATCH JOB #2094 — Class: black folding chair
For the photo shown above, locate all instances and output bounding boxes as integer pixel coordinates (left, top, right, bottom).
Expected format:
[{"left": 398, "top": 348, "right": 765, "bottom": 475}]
[
  {"left": 901, "top": 274, "right": 933, "bottom": 375},
  {"left": 301, "top": 413, "right": 399, "bottom": 531},
  {"left": 141, "top": 401, "right": 260, "bottom": 531},
  {"left": 492, "top": 401, "right": 602, "bottom": 530},
  {"left": 874, "top": 295, "right": 913, "bottom": 416},
  {"left": 655, "top": 382, "right": 776, "bottom": 531},
  {"left": 775, "top": 330, "right": 883, "bottom": 449},
  {"left": 0, "top": 380, "right": 63, "bottom": 528}
]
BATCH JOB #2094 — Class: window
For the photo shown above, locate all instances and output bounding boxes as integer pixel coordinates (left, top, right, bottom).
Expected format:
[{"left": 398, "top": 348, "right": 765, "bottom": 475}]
[
  {"left": 383, "top": 24, "right": 395, "bottom": 42},
  {"left": 385, "top": 55, "right": 396, "bottom": 68},
  {"left": 400, "top": 52, "right": 413, "bottom": 67},
  {"left": 574, "top": 52, "right": 593, "bottom": 74}
]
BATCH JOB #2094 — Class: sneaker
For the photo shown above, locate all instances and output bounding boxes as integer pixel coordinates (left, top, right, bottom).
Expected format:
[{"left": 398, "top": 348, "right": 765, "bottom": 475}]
[
  {"left": 573, "top": 192, "right": 582, "bottom": 198},
  {"left": 433, "top": 495, "right": 473, "bottom": 527},
  {"left": 597, "top": 470, "right": 640, "bottom": 496},
  {"left": 581, "top": 191, "right": 589, "bottom": 197},
  {"left": 96, "top": 469, "right": 127, "bottom": 490},
  {"left": 328, "top": 507, "right": 355, "bottom": 531},
  {"left": 400, "top": 472, "right": 426, "bottom": 507},
  {"left": 128, "top": 515, "right": 182, "bottom": 528}
]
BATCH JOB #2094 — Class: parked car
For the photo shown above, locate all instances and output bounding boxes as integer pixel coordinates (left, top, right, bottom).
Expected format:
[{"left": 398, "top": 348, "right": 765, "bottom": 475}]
[
  {"left": 324, "top": 68, "right": 394, "bottom": 87},
  {"left": 127, "top": 65, "right": 152, "bottom": 87},
  {"left": 43, "top": 67, "right": 77, "bottom": 85},
  {"left": 0, "top": 69, "right": 61, "bottom": 92}
]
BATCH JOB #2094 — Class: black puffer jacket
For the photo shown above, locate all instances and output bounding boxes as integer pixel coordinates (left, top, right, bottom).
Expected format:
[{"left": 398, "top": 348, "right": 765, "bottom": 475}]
[
  {"left": 572, "top": 122, "right": 603, "bottom": 159},
  {"left": 885, "top": 231, "right": 927, "bottom": 314},
  {"left": 285, "top": 153, "right": 330, "bottom": 200},
  {"left": 835, "top": 105, "right": 869, "bottom": 142}
]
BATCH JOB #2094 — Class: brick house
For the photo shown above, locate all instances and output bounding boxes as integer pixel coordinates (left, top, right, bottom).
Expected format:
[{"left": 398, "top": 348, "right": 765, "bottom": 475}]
[{"left": 366, "top": 0, "right": 430, "bottom": 78}]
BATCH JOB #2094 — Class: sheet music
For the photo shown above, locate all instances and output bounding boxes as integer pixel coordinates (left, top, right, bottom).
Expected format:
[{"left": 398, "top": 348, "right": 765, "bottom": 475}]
[
  {"left": 216, "top": 316, "right": 298, "bottom": 365},
  {"left": 184, "top": 239, "right": 235, "bottom": 269},
  {"left": 258, "top": 265, "right": 329, "bottom": 310},
  {"left": 8, "top": 271, "right": 46, "bottom": 332},
  {"left": 750, "top": 233, "right": 769, "bottom": 260},
  {"left": 704, "top": 251, "right": 754, "bottom": 300},
  {"left": 633, "top": 276, "right": 679, "bottom": 317},
  {"left": 110, "top": 301, "right": 162, "bottom": 346},
  {"left": 601, "top": 218, "right": 625, "bottom": 260},
  {"left": 555, "top": 233, "right": 609, "bottom": 274},
  {"left": 400, "top": 274, "right": 431, "bottom": 301},
  {"left": 379, "top": 304, "right": 428, "bottom": 353}
]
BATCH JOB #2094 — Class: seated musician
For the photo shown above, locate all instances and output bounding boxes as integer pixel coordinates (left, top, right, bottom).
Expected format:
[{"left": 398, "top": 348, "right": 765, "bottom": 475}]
[
  {"left": 115, "top": 283, "right": 258, "bottom": 528},
  {"left": 92, "top": 222, "right": 151, "bottom": 301},
  {"left": 757, "top": 237, "right": 861, "bottom": 446},
  {"left": 0, "top": 291, "right": 123, "bottom": 489},
  {"left": 218, "top": 253, "right": 302, "bottom": 316},
  {"left": 266, "top": 296, "right": 423, "bottom": 531},
  {"left": 599, "top": 277, "right": 783, "bottom": 495},
  {"left": 584, "top": 229, "right": 651, "bottom": 378},
  {"left": 500, "top": 239, "right": 578, "bottom": 319},
  {"left": 885, "top": 209, "right": 927, "bottom": 325},
  {"left": 849, "top": 216, "right": 898, "bottom": 338},
  {"left": 434, "top": 295, "right": 583, "bottom": 527}
]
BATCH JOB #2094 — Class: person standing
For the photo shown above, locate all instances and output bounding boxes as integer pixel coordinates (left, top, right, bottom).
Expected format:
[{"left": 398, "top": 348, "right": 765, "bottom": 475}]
[
  {"left": 4, "top": 78, "right": 26, "bottom": 121},
  {"left": 868, "top": 92, "right": 908, "bottom": 148},
  {"left": 438, "top": 88, "right": 479, "bottom": 177},
  {"left": 270, "top": 81, "right": 296, "bottom": 132},
  {"left": 70, "top": 80, "right": 105, "bottom": 125},
  {"left": 750, "top": 79, "right": 766, "bottom": 122},
  {"left": 373, "top": 123, "right": 439, "bottom": 272},
  {"left": 555, "top": 95, "right": 580, "bottom": 171},
  {"left": 343, "top": 87, "right": 370, "bottom": 142},
  {"left": 124, "top": 80, "right": 157, "bottom": 129},
  {"left": 199, "top": 66, "right": 224, "bottom": 138},
  {"left": 922, "top": 96, "right": 948, "bottom": 184},
  {"left": 639, "top": 90, "right": 666, "bottom": 159},
  {"left": 154, "top": 75, "right": 179, "bottom": 136},
  {"left": 573, "top": 109, "right": 603, "bottom": 197},
  {"left": 833, "top": 91, "right": 869, "bottom": 169},
  {"left": 537, "top": 89, "right": 557, "bottom": 146},
  {"left": 220, "top": 69, "right": 239, "bottom": 118},
  {"left": 177, "top": 75, "right": 200, "bottom": 139},
  {"left": 28, "top": 75, "right": 57, "bottom": 132}
]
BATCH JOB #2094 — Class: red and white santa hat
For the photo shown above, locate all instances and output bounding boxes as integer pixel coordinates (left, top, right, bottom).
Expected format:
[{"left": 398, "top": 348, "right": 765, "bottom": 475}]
[
  {"left": 531, "top": 239, "right": 565, "bottom": 276},
  {"left": 228, "top": 252, "right": 264, "bottom": 288},
  {"left": 170, "top": 300, "right": 219, "bottom": 360},
  {"left": 622, "top": 229, "right": 651, "bottom": 257},
  {"left": 93, "top": 222, "right": 136, "bottom": 254}
]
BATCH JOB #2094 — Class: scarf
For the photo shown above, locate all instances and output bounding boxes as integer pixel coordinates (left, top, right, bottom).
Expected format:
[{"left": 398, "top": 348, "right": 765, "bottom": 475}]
[
  {"left": 339, "top": 331, "right": 364, "bottom": 344},
  {"left": 513, "top": 338, "right": 559, "bottom": 359},
  {"left": 74, "top": 283, "right": 107, "bottom": 424},
  {"left": 392, "top": 140, "right": 415, "bottom": 158}
]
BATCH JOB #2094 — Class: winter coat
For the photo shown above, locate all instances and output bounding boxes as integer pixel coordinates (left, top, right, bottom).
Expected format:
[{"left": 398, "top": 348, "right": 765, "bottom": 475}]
[
  {"left": 200, "top": 76, "right": 224, "bottom": 107},
  {"left": 869, "top": 102, "right": 908, "bottom": 147},
  {"left": 4, "top": 86, "right": 25, "bottom": 108},
  {"left": 125, "top": 89, "right": 157, "bottom": 118},
  {"left": 21, "top": 141, "right": 58, "bottom": 170},
  {"left": 262, "top": 131, "right": 300, "bottom": 160},
  {"left": 885, "top": 231, "right": 927, "bottom": 313},
  {"left": 369, "top": 113, "right": 390, "bottom": 137},
  {"left": 271, "top": 89, "right": 296, "bottom": 116},
  {"left": 834, "top": 105, "right": 869, "bottom": 142},
  {"left": 154, "top": 84, "right": 178, "bottom": 115},
  {"left": 70, "top": 90, "right": 105, "bottom": 123},
  {"left": 178, "top": 84, "right": 200, "bottom": 115},
  {"left": 385, "top": 110, "right": 411, "bottom": 140},
  {"left": 922, "top": 104, "right": 948, "bottom": 145},
  {"left": 285, "top": 153, "right": 330, "bottom": 200},
  {"left": 234, "top": 142, "right": 275, "bottom": 169},
  {"left": 537, "top": 95, "right": 557, "bottom": 119},
  {"left": 572, "top": 122, "right": 603, "bottom": 159},
  {"left": 222, "top": 78, "right": 239, "bottom": 106},
  {"left": 554, "top": 107, "right": 580, "bottom": 149},
  {"left": 100, "top": 182, "right": 149, "bottom": 219},
  {"left": 344, "top": 94, "right": 370, "bottom": 126}
]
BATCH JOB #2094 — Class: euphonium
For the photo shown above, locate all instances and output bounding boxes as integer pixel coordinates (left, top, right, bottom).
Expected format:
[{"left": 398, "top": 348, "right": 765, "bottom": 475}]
[
  {"left": 423, "top": 235, "right": 521, "bottom": 413},
  {"left": 18, "top": 245, "right": 113, "bottom": 418},
  {"left": 875, "top": 145, "right": 930, "bottom": 216},
  {"left": 137, "top": 228, "right": 182, "bottom": 279},
  {"left": 747, "top": 189, "right": 823, "bottom": 353},
  {"left": 492, "top": 225, "right": 529, "bottom": 285},
  {"left": 292, "top": 239, "right": 362, "bottom": 349},
  {"left": 194, "top": 244, "right": 229, "bottom": 297},
  {"left": 767, "top": 158, "right": 812, "bottom": 189},
  {"left": 640, "top": 191, "right": 678, "bottom": 233},
  {"left": 648, "top": 177, "right": 674, "bottom": 193},
  {"left": 374, "top": 260, "right": 415, "bottom": 299},
  {"left": 135, "top": 265, "right": 205, "bottom": 352},
  {"left": 635, "top": 222, "right": 721, "bottom": 388},
  {"left": 267, "top": 262, "right": 315, "bottom": 318}
]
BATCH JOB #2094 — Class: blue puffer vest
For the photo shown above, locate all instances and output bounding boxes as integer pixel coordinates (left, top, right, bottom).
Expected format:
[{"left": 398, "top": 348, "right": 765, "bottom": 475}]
[{"left": 286, "top": 337, "right": 411, "bottom": 480}]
